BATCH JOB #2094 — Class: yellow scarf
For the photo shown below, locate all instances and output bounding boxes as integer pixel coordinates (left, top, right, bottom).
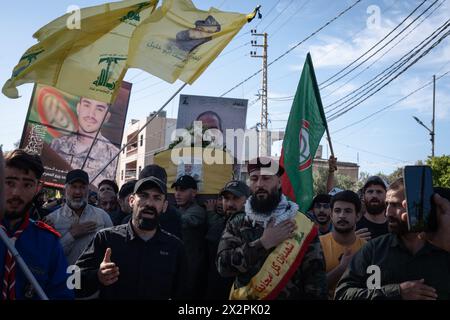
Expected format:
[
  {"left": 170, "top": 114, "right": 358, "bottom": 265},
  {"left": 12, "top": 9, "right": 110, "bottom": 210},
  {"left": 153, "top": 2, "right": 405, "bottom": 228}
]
[{"left": 230, "top": 212, "right": 317, "bottom": 300}]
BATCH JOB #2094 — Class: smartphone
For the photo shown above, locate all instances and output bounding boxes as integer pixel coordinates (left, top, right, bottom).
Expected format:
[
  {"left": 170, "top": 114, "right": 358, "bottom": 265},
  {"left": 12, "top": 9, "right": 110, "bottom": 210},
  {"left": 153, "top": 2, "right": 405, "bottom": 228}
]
[{"left": 403, "top": 165, "right": 436, "bottom": 232}]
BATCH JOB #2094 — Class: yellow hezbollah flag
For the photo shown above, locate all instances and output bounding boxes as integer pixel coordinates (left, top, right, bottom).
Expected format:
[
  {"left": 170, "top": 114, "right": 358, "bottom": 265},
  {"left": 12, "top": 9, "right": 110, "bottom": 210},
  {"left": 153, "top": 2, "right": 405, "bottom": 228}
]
[
  {"left": 2, "top": 0, "right": 157, "bottom": 104},
  {"left": 128, "top": 0, "right": 258, "bottom": 84}
]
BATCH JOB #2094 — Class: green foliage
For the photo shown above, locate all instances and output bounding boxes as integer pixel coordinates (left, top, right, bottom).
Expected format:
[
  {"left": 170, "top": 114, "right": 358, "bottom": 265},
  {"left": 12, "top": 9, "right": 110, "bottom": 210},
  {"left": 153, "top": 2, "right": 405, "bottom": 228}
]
[
  {"left": 313, "top": 167, "right": 358, "bottom": 194},
  {"left": 426, "top": 155, "right": 450, "bottom": 187}
]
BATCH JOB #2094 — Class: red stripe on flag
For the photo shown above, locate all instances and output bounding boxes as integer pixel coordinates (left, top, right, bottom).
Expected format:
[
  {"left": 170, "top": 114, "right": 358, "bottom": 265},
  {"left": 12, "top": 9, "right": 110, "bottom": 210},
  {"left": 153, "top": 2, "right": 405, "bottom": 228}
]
[{"left": 280, "top": 151, "right": 296, "bottom": 202}]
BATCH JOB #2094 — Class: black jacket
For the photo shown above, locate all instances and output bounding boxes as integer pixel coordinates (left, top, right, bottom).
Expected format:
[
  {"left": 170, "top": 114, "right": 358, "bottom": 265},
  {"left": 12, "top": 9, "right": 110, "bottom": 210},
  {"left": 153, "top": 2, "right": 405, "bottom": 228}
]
[{"left": 75, "top": 222, "right": 187, "bottom": 300}]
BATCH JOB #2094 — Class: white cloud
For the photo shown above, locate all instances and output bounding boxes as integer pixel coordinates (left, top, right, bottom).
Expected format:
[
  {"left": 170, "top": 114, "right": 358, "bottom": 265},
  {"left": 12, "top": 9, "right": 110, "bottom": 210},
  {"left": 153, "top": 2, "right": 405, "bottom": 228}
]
[
  {"left": 292, "top": 1, "right": 450, "bottom": 71},
  {"left": 394, "top": 76, "right": 450, "bottom": 120}
]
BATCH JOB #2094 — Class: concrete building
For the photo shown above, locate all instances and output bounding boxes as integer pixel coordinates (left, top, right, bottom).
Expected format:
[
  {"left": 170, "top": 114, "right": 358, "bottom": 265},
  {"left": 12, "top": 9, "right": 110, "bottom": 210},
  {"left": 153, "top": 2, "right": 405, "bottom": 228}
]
[
  {"left": 116, "top": 111, "right": 176, "bottom": 186},
  {"left": 312, "top": 145, "right": 359, "bottom": 182}
]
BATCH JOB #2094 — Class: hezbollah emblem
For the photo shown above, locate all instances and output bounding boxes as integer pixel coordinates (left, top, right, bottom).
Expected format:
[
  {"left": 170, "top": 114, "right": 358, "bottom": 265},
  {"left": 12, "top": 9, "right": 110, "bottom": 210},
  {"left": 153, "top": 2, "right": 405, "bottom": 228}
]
[
  {"left": 12, "top": 49, "right": 45, "bottom": 78},
  {"left": 298, "top": 120, "right": 312, "bottom": 171},
  {"left": 92, "top": 55, "right": 127, "bottom": 90},
  {"left": 120, "top": 2, "right": 151, "bottom": 25}
]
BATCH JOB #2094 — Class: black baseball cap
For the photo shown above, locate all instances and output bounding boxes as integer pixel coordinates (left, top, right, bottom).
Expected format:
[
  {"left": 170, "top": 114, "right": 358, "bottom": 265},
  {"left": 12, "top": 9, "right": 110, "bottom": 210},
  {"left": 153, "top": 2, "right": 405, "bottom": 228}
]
[
  {"left": 98, "top": 179, "right": 119, "bottom": 194},
  {"left": 220, "top": 180, "right": 251, "bottom": 198},
  {"left": 65, "top": 169, "right": 89, "bottom": 185},
  {"left": 119, "top": 180, "right": 137, "bottom": 199},
  {"left": 363, "top": 176, "right": 387, "bottom": 191},
  {"left": 134, "top": 177, "right": 167, "bottom": 195},
  {"left": 171, "top": 175, "right": 198, "bottom": 190},
  {"left": 247, "top": 157, "right": 284, "bottom": 176},
  {"left": 139, "top": 165, "right": 167, "bottom": 184}
]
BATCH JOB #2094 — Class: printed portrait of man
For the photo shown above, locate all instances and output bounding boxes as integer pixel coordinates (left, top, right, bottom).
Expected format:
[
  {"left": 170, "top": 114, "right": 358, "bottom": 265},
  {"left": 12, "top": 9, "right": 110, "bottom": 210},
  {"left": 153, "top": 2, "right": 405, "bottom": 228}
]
[
  {"left": 174, "top": 15, "right": 221, "bottom": 53},
  {"left": 49, "top": 97, "right": 119, "bottom": 184},
  {"left": 195, "top": 110, "right": 223, "bottom": 132}
]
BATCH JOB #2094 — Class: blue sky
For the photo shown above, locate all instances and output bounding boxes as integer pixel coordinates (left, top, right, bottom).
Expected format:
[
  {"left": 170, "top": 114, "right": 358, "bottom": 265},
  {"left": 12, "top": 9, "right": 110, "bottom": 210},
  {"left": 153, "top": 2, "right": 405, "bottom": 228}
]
[{"left": 0, "top": 0, "right": 449, "bottom": 177}]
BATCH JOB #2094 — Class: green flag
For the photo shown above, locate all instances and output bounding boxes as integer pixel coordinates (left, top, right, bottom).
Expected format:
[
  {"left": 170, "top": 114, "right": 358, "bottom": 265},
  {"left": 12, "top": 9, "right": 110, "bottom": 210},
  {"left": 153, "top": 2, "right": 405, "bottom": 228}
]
[{"left": 280, "top": 53, "right": 328, "bottom": 213}]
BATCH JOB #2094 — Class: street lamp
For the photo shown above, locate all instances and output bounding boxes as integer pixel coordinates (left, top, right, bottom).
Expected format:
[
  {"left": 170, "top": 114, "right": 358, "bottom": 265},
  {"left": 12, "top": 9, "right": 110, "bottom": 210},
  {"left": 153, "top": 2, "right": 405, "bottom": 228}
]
[
  {"left": 412, "top": 75, "right": 436, "bottom": 158},
  {"left": 413, "top": 116, "right": 434, "bottom": 158}
]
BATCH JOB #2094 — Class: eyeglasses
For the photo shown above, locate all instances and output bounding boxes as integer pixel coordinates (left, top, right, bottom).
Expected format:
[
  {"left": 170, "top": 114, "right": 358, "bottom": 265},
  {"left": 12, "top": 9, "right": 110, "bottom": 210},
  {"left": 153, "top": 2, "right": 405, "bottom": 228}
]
[{"left": 314, "top": 203, "right": 330, "bottom": 209}]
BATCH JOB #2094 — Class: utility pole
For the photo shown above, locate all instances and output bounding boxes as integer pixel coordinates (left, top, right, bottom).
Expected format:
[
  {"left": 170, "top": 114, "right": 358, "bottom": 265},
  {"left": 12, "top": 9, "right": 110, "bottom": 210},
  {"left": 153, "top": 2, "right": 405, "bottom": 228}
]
[
  {"left": 251, "top": 30, "right": 268, "bottom": 156},
  {"left": 431, "top": 74, "right": 436, "bottom": 158},
  {"left": 413, "top": 75, "right": 436, "bottom": 158}
]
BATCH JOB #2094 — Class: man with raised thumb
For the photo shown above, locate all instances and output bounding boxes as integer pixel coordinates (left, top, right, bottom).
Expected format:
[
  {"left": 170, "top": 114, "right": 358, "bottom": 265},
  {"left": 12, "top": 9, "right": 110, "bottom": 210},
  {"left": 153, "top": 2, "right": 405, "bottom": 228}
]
[
  {"left": 75, "top": 176, "right": 187, "bottom": 299},
  {"left": 98, "top": 248, "right": 119, "bottom": 287}
]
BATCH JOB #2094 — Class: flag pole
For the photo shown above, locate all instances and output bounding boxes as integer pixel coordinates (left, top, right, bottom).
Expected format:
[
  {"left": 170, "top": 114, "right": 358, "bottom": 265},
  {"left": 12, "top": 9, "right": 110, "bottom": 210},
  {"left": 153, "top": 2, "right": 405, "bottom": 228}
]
[
  {"left": 90, "top": 82, "right": 188, "bottom": 184},
  {"left": 325, "top": 126, "right": 335, "bottom": 158},
  {"left": 80, "top": 105, "right": 112, "bottom": 171}
]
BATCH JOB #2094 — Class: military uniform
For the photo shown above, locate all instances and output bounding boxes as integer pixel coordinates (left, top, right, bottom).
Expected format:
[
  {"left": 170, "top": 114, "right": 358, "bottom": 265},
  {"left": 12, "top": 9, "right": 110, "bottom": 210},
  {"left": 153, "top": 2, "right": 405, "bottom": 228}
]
[
  {"left": 217, "top": 211, "right": 328, "bottom": 300},
  {"left": 0, "top": 217, "right": 74, "bottom": 300},
  {"left": 50, "top": 133, "right": 119, "bottom": 184}
]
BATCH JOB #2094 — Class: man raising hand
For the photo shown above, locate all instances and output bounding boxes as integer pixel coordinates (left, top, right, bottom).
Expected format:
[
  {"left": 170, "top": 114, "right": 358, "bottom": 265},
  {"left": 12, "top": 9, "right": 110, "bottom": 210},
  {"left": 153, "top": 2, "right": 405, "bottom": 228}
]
[
  {"left": 76, "top": 176, "right": 187, "bottom": 300},
  {"left": 98, "top": 248, "right": 119, "bottom": 286}
]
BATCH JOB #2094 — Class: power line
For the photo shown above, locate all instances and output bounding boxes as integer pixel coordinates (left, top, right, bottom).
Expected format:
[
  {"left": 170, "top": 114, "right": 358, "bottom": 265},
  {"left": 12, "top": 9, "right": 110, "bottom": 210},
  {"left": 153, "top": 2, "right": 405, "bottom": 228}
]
[
  {"left": 269, "top": 0, "right": 311, "bottom": 38},
  {"left": 217, "top": 0, "right": 227, "bottom": 9},
  {"left": 260, "top": 0, "right": 295, "bottom": 32},
  {"left": 328, "top": 28, "right": 450, "bottom": 122},
  {"left": 325, "top": 20, "right": 450, "bottom": 114},
  {"left": 131, "top": 80, "right": 165, "bottom": 95},
  {"left": 333, "top": 140, "right": 411, "bottom": 163},
  {"left": 266, "top": 0, "right": 398, "bottom": 88},
  {"left": 319, "top": 0, "right": 432, "bottom": 89},
  {"left": 220, "top": 0, "right": 364, "bottom": 97},
  {"left": 331, "top": 70, "right": 450, "bottom": 134},
  {"left": 322, "top": 0, "right": 446, "bottom": 101},
  {"left": 255, "top": 0, "right": 283, "bottom": 29},
  {"left": 328, "top": 23, "right": 450, "bottom": 121}
]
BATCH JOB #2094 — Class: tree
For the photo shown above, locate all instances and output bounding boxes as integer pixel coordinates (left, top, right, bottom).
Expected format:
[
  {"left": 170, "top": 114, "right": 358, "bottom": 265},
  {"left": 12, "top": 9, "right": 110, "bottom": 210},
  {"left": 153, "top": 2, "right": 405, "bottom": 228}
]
[
  {"left": 387, "top": 167, "right": 403, "bottom": 183},
  {"left": 426, "top": 155, "right": 450, "bottom": 188}
]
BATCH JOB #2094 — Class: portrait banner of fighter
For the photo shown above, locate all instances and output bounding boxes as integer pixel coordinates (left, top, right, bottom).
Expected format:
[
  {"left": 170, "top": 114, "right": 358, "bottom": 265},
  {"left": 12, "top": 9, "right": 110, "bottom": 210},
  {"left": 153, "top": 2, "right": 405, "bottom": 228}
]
[
  {"left": 176, "top": 94, "right": 248, "bottom": 161},
  {"left": 19, "top": 82, "right": 132, "bottom": 188},
  {"left": 172, "top": 94, "right": 248, "bottom": 191},
  {"left": 176, "top": 94, "right": 248, "bottom": 137}
]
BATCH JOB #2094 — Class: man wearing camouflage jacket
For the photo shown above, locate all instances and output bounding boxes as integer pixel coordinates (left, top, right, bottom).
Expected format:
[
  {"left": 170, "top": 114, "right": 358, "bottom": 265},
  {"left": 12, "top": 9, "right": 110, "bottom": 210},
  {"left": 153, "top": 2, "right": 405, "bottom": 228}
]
[{"left": 217, "top": 157, "right": 327, "bottom": 300}]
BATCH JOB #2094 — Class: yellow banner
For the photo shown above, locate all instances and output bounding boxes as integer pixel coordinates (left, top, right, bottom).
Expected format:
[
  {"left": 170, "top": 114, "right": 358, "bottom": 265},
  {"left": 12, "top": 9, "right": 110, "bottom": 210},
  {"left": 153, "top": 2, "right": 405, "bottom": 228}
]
[
  {"left": 230, "top": 212, "right": 317, "bottom": 300},
  {"left": 2, "top": 0, "right": 157, "bottom": 103},
  {"left": 153, "top": 147, "right": 234, "bottom": 194},
  {"left": 3, "top": 0, "right": 257, "bottom": 103},
  {"left": 128, "top": 0, "right": 257, "bottom": 84}
]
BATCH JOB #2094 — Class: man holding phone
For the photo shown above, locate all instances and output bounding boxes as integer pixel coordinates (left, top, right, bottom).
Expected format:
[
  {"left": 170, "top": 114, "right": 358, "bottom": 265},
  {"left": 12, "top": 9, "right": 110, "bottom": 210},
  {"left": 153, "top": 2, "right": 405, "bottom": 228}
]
[{"left": 335, "top": 178, "right": 450, "bottom": 300}]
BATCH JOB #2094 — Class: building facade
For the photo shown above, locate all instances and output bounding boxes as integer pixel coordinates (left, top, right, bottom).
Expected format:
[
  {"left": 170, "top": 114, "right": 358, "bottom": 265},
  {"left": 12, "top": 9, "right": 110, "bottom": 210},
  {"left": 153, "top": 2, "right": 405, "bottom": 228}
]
[{"left": 116, "top": 111, "right": 176, "bottom": 187}]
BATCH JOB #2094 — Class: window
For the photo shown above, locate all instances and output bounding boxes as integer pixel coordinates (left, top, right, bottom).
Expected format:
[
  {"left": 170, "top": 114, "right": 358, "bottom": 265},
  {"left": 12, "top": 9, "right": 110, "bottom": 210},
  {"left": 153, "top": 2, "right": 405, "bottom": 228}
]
[
  {"left": 121, "top": 170, "right": 124, "bottom": 181},
  {"left": 140, "top": 135, "right": 144, "bottom": 147}
]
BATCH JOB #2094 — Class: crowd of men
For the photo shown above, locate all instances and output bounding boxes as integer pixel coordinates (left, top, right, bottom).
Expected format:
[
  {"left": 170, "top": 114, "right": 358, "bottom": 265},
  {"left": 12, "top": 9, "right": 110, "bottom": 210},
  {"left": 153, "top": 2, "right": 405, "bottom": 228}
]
[{"left": 0, "top": 149, "right": 449, "bottom": 300}]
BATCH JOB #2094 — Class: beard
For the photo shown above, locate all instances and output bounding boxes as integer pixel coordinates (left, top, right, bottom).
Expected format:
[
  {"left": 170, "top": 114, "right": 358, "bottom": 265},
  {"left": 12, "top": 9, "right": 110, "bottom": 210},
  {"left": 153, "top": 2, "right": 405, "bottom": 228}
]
[
  {"left": 66, "top": 189, "right": 88, "bottom": 210},
  {"left": 5, "top": 197, "right": 33, "bottom": 221},
  {"left": 333, "top": 220, "right": 354, "bottom": 234},
  {"left": 250, "top": 188, "right": 282, "bottom": 215},
  {"left": 387, "top": 216, "right": 409, "bottom": 235},
  {"left": 315, "top": 213, "right": 331, "bottom": 226},
  {"left": 67, "top": 197, "right": 87, "bottom": 210},
  {"left": 135, "top": 206, "right": 160, "bottom": 231},
  {"left": 365, "top": 200, "right": 386, "bottom": 215}
]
